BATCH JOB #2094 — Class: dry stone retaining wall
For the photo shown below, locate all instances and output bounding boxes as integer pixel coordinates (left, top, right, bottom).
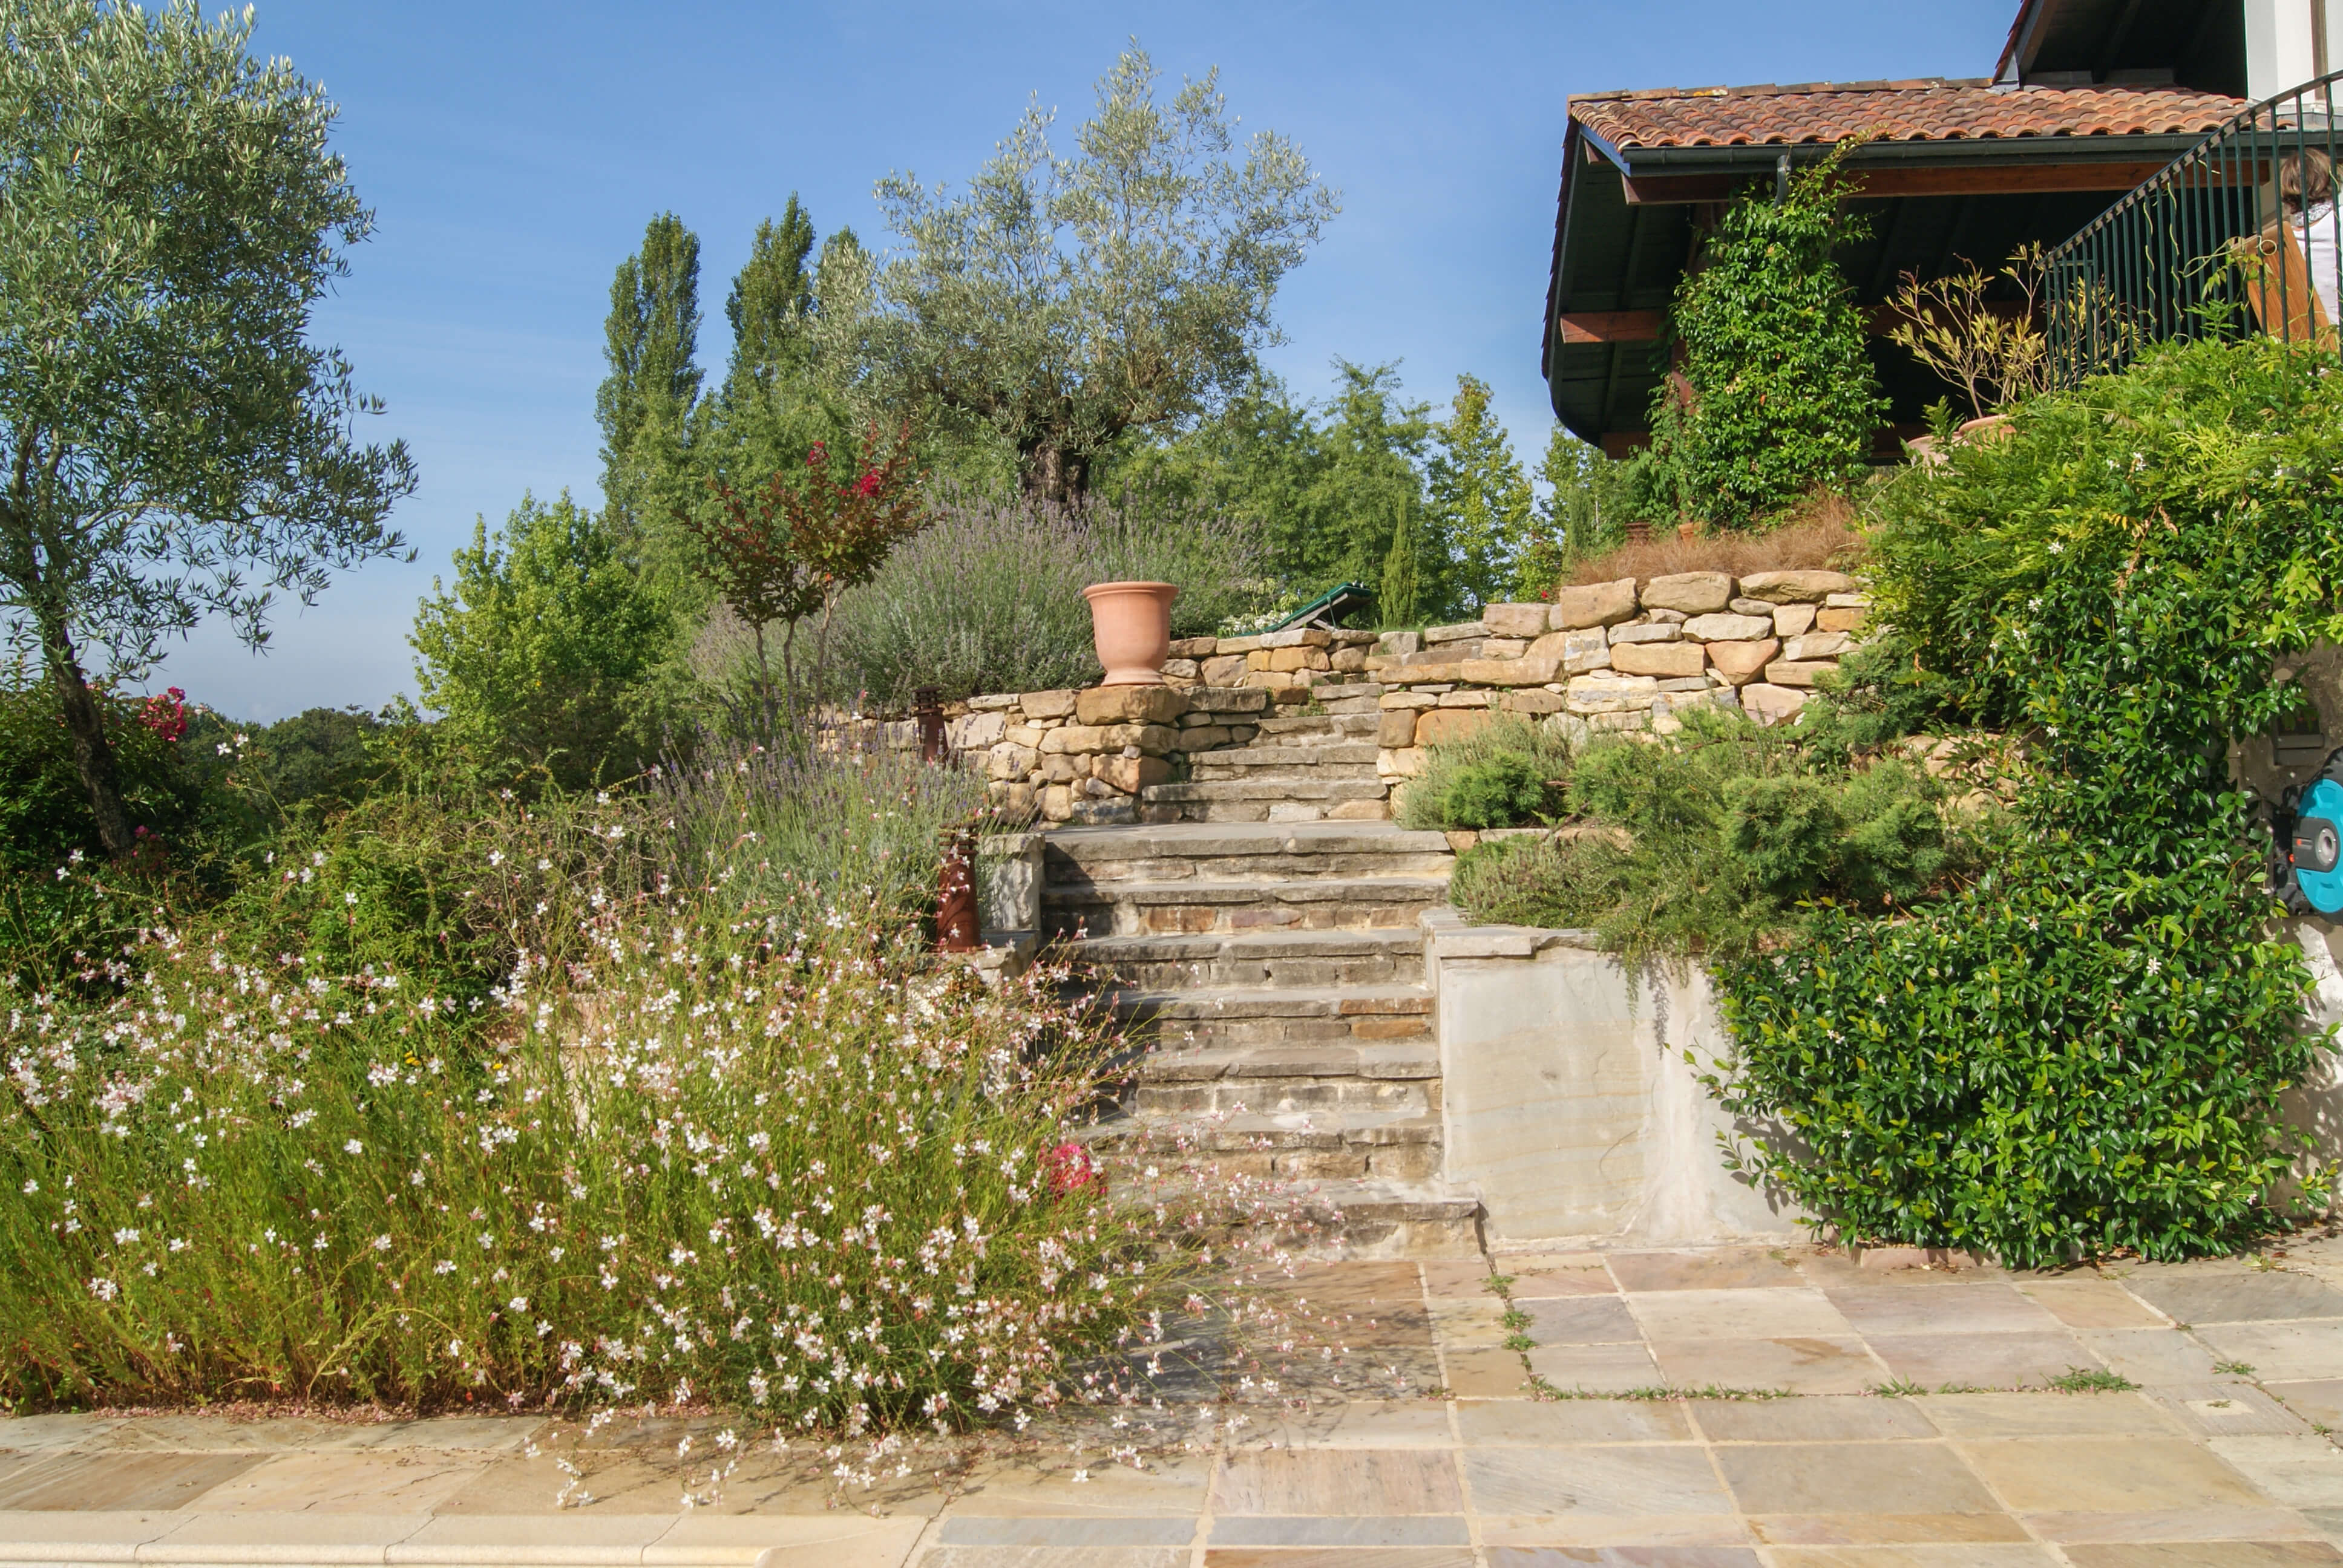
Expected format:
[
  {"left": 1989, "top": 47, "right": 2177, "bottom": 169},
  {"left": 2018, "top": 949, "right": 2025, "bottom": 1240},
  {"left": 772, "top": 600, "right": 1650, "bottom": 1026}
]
[{"left": 917, "top": 567, "right": 1870, "bottom": 825}]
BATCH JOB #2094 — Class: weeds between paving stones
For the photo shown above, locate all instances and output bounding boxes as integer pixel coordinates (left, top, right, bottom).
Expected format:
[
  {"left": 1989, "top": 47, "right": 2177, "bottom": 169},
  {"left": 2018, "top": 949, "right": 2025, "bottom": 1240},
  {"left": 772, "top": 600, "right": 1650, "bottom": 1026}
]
[
  {"left": 2046, "top": 1368, "right": 2139, "bottom": 1393},
  {"left": 2217, "top": 1361, "right": 2257, "bottom": 1376},
  {"left": 1479, "top": 1264, "right": 1795, "bottom": 1403}
]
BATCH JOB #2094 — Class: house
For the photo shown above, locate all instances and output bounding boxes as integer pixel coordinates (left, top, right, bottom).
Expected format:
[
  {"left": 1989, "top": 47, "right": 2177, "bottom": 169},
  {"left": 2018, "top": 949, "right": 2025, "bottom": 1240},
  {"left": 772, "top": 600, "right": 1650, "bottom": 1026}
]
[{"left": 1537, "top": 1, "right": 2338, "bottom": 451}]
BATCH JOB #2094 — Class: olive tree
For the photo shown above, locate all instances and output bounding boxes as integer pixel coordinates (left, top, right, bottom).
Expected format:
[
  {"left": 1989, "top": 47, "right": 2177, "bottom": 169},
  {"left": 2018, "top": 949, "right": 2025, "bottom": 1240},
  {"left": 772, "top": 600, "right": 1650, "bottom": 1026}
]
[
  {"left": 867, "top": 45, "right": 1337, "bottom": 501},
  {"left": 0, "top": 0, "right": 416, "bottom": 857}
]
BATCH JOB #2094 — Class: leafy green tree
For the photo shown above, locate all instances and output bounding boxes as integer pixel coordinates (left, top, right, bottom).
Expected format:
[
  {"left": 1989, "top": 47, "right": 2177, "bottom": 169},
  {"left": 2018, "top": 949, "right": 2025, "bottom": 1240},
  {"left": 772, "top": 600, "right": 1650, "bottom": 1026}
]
[
  {"left": 1301, "top": 363, "right": 1440, "bottom": 615},
  {"left": 725, "top": 198, "right": 816, "bottom": 394},
  {"left": 0, "top": 0, "right": 416, "bottom": 858},
  {"left": 409, "top": 494, "right": 680, "bottom": 788},
  {"left": 867, "top": 44, "right": 1337, "bottom": 501},
  {"left": 1100, "top": 374, "right": 1324, "bottom": 538},
  {"left": 695, "top": 211, "right": 857, "bottom": 508},
  {"left": 1653, "top": 144, "right": 1887, "bottom": 528},
  {"left": 597, "top": 214, "right": 706, "bottom": 523},
  {"left": 1428, "top": 375, "right": 1535, "bottom": 610}
]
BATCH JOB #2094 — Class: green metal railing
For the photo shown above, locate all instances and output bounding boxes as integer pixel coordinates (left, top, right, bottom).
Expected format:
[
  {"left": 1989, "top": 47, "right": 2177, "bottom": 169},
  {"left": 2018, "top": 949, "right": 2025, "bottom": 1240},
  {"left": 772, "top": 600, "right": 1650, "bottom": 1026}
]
[{"left": 2046, "top": 72, "right": 2343, "bottom": 384}]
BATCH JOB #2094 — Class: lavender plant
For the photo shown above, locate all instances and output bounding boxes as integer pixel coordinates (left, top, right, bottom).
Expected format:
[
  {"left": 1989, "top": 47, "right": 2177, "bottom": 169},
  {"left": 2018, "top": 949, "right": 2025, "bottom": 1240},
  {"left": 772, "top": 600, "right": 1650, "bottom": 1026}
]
[{"left": 821, "top": 488, "right": 1266, "bottom": 704}]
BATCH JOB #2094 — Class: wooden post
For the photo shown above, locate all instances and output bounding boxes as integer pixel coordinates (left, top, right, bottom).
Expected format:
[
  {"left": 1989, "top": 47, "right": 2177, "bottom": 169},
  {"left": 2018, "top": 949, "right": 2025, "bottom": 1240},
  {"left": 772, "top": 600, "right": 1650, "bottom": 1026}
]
[
  {"left": 915, "top": 685, "right": 946, "bottom": 764},
  {"left": 937, "top": 831, "right": 980, "bottom": 952}
]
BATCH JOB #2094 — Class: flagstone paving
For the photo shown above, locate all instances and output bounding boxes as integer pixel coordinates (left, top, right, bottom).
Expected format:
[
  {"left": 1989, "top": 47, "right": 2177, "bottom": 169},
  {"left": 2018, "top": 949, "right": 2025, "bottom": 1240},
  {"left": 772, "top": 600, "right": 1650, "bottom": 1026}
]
[{"left": 16, "top": 1239, "right": 2343, "bottom": 1564}]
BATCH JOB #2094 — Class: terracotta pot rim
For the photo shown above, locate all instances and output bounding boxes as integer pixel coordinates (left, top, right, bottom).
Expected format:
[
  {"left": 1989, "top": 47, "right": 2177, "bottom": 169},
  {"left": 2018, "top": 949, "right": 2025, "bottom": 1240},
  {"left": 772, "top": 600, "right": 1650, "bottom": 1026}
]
[{"left": 1081, "top": 580, "right": 1178, "bottom": 599}]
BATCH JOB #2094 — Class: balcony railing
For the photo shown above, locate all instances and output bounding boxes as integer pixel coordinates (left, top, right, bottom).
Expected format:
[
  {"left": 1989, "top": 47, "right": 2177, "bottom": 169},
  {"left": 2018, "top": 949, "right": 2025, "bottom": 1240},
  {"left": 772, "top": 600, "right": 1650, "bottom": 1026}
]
[{"left": 2046, "top": 72, "right": 2343, "bottom": 384}]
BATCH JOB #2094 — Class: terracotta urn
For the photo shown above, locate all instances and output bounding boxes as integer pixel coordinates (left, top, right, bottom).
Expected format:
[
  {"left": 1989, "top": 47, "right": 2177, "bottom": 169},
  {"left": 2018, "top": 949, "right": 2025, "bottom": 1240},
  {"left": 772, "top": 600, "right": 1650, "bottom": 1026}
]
[{"left": 1083, "top": 580, "right": 1179, "bottom": 686}]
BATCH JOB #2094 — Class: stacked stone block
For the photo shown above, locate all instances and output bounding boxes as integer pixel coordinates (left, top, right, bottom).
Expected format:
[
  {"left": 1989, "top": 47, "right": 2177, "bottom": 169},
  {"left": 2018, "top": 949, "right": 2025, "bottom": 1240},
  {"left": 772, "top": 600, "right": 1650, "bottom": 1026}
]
[
  {"left": 1369, "top": 570, "right": 1867, "bottom": 786},
  {"left": 944, "top": 683, "right": 1275, "bottom": 827},
  {"left": 920, "top": 568, "right": 1870, "bottom": 825}
]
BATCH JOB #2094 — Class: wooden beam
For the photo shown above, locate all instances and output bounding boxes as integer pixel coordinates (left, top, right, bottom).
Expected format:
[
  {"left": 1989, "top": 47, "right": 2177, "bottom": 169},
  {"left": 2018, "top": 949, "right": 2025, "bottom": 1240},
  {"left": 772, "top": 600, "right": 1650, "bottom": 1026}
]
[
  {"left": 1622, "top": 160, "right": 2175, "bottom": 205},
  {"left": 1564, "top": 301, "right": 2036, "bottom": 346},
  {"left": 1560, "top": 309, "right": 1665, "bottom": 344}
]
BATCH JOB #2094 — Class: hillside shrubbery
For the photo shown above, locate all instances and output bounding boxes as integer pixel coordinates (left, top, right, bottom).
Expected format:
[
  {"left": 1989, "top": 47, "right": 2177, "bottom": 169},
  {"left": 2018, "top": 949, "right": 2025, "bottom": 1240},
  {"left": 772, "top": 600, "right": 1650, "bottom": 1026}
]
[
  {"left": 1441, "top": 706, "right": 1976, "bottom": 961},
  {"left": 1719, "top": 338, "right": 2343, "bottom": 1263}
]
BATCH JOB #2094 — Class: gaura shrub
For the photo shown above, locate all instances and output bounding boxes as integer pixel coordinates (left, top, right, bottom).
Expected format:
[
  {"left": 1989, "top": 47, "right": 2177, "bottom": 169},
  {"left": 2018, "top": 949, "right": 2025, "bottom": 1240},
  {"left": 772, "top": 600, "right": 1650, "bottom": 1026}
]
[
  {"left": 0, "top": 900, "right": 1205, "bottom": 1426},
  {"left": 1715, "top": 335, "right": 2343, "bottom": 1264}
]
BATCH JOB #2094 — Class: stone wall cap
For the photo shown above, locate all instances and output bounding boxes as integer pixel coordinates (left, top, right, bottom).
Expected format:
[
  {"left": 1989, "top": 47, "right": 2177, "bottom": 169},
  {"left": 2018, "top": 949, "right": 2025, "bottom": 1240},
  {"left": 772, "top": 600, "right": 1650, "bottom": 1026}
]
[
  {"left": 1427, "top": 919, "right": 1607, "bottom": 958},
  {"left": 1424, "top": 621, "right": 1489, "bottom": 644}
]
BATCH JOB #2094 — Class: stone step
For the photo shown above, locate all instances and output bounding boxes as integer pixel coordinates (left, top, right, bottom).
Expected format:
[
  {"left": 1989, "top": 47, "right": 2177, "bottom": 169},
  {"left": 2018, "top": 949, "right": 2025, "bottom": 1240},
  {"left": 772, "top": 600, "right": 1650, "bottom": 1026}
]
[
  {"left": 1069, "top": 929, "right": 1424, "bottom": 990},
  {"left": 1109, "top": 983, "right": 1435, "bottom": 1048},
  {"left": 1133, "top": 1038, "right": 1441, "bottom": 1117},
  {"left": 1042, "top": 875, "right": 1451, "bottom": 938},
  {"left": 1044, "top": 823, "right": 1453, "bottom": 884},
  {"left": 1086, "top": 1109, "right": 1446, "bottom": 1184},
  {"left": 1189, "top": 743, "right": 1383, "bottom": 775},
  {"left": 1254, "top": 713, "right": 1380, "bottom": 738},
  {"left": 1289, "top": 1179, "right": 1483, "bottom": 1258},
  {"left": 1139, "top": 798, "right": 1389, "bottom": 825}
]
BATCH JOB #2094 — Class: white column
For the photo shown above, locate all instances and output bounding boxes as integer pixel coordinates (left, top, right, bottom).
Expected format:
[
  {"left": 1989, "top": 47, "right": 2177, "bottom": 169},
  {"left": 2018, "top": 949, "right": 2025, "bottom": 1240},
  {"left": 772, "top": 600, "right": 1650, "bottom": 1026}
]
[{"left": 2247, "top": 0, "right": 2343, "bottom": 99}]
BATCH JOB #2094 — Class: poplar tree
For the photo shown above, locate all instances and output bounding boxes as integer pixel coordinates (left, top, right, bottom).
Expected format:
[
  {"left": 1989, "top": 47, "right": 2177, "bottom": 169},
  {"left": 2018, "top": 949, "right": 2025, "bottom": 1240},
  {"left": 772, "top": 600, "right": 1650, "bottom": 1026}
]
[
  {"left": 597, "top": 213, "right": 704, "bottom": 520},
  {"left": 724, "top": 198, "right": 816, "bottom": 393}
]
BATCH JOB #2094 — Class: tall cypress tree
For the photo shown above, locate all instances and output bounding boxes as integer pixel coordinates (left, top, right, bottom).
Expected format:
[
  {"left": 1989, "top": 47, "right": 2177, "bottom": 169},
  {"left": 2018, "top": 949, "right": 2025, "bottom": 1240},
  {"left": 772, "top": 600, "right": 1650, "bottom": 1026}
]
[
  {"left": 1379, "top": 506, "right": 1420, "bottom": 630},
  {"left": 596, "top": 212, "right": 704, "bottom": 518},
  {"left": 1427, "top": 374, "right": 1534, "bottom": 611},
  {"left": 724, "top": 197, "right": 815, "bottom": 393}
]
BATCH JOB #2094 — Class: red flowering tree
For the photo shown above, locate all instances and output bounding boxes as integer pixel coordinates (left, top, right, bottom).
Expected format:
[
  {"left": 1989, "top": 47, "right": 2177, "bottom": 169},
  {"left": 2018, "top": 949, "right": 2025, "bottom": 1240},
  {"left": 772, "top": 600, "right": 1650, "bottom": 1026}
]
[{"left": 681, "top": 425, "right": 926, "bottom": 731}]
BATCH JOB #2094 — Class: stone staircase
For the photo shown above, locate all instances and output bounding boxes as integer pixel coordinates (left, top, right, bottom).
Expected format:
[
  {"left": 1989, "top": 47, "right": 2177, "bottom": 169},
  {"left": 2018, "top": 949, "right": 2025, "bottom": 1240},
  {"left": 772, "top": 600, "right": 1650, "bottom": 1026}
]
[
  {"left": 1138, "top": 682, "right": 1391, "bottom": 824},
  {"left": 1043, "top": 819, "right": 1483, "bottom": 1257}
]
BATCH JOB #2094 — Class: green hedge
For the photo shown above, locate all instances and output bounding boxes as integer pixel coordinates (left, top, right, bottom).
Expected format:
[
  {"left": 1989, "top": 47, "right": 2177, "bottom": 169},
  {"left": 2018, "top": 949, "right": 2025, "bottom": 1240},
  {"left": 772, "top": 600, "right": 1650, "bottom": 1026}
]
[{"left": 1714, "top": 336, "right": 2343, "bottom": 1264}]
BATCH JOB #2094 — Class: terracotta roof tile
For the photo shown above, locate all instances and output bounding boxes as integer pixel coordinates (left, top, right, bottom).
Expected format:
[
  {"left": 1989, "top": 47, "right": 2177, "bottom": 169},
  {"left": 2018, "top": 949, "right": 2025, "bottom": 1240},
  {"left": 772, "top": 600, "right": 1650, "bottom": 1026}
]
[{"left": 1573, "top": 79, "right": 2242, "bottom": 152}]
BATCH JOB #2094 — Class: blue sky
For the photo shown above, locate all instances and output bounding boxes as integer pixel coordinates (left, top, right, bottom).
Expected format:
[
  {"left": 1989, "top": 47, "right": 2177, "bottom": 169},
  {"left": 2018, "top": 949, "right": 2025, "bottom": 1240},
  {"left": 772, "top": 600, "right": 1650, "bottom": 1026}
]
[{"left": 174, "top": 0, "right": 2013, "bottom": 720}]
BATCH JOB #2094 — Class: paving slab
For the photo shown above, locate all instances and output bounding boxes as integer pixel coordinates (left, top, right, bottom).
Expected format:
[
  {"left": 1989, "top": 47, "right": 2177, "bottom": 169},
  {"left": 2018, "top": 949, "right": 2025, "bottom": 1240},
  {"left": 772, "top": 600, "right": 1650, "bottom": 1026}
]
[
  {"left": 2197, "top": 1321, "right": 2343, "bottom": 1382},
  {"left": 1626, "top": 1287, "right": 1856, "bottom": 1342},
  {"left": 1953, "top": 1435, "right": 2273, "bottom": 1513},
  {"left": 1863, "top": 1331, "right": 2104, "bottom": 1390},
  {"left": 1645, "top": 1336, "right": 1886, "bottom": 1396},
  {"left": 1461, "top": 1445, "right": 1734, "bottom": 1517},
  {"left": 2121, "top": 1271, "right": 2343, "bottom": 1327},
  {"left": 21, "top": 1244, "right": 2343, "bottom": 1565}
]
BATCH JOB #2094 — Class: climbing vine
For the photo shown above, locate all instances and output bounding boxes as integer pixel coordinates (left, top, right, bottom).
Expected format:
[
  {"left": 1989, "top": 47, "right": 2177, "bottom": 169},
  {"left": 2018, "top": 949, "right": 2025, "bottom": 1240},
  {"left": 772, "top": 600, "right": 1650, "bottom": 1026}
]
[{"left": 1650, "top": 142, "right": 1888, "bottom": 529}]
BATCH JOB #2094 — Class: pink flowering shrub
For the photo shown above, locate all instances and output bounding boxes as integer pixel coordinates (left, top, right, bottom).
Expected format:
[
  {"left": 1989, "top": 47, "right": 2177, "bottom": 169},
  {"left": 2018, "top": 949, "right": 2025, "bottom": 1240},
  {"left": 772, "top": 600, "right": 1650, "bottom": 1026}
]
[{"left": 0, "top": 891, "right": 1213, "bottom": 1428}]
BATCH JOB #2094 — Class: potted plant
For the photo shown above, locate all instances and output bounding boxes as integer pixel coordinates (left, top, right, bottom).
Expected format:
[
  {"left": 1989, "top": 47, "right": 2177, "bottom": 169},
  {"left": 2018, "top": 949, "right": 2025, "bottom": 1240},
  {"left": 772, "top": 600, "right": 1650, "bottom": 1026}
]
[{"left": 1082, "top": 581, "right": 1178, "bottom": 686}]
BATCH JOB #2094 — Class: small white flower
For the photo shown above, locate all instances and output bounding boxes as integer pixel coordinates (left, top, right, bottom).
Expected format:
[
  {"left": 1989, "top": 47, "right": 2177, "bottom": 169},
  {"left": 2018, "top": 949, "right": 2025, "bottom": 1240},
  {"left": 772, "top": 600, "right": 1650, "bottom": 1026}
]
[
  {"left": 373, "top": 1235, "right": 392, "bottom": 1251},
  {"left": 344, "top": 1139, "right": 364, "bottom": 1155},
  {"left": 344, "top": 892, "right": 359, "bottom": 906}
]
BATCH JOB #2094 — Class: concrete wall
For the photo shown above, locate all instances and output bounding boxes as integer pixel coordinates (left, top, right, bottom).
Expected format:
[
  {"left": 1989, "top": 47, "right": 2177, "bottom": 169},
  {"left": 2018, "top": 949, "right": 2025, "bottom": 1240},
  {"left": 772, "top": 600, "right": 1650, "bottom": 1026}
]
[
  {"left": 1429, "top": 906, "right": 2343, "bottom": 1240},
  {"left": 1423, "top": 910, "right": 1807, "bottom": 1246}
]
